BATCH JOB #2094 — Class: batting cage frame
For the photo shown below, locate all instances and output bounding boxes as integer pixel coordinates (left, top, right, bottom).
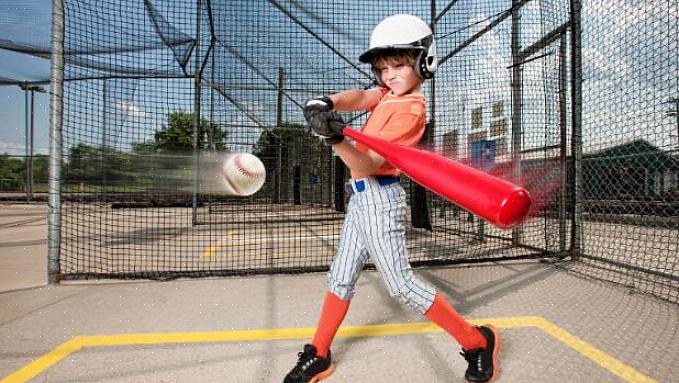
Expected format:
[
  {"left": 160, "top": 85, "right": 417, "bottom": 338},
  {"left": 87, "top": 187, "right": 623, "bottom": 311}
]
[{"left": 32, "top": 0, "right": 677, "bottom": 303}]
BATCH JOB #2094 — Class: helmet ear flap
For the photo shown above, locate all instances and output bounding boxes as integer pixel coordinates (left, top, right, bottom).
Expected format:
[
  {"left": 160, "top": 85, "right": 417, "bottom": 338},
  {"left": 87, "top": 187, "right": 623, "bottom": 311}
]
[
  {"left": 416, "top": 50, "right": 431, "bottom": 79},
  {"left": 417, "top": 37, "right": 437, "bottom": 79}
]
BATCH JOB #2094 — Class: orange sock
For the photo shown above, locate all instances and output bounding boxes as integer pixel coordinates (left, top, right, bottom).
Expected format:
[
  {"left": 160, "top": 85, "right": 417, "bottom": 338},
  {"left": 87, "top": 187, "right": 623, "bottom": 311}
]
[
  {"left": 311, "top": 292, "right": 350, "bottom": 358},
  {"left": 425, "top": 291, "right": 487, "bottom": 350}
]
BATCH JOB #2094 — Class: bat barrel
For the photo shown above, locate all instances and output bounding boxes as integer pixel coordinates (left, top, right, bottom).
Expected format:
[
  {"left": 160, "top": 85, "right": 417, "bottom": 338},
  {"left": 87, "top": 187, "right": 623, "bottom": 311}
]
[
  {"left": 342, "top": 127, "right": 532, "bottom": 229},
  {"left": 496, "top": 188, "right": 532, "bottom": 229},
  {"left": 422, "top": 161, "right": 532, "bottom": 229}
]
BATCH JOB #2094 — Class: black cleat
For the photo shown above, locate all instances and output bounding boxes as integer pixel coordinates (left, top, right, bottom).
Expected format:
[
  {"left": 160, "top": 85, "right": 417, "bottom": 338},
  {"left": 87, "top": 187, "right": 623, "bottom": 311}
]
[
  {"left": 283, "top": 344, "right": 335, "bottom": 383},
  {"left": 460, "top": 325, "right": 501, "bottom": 383}
]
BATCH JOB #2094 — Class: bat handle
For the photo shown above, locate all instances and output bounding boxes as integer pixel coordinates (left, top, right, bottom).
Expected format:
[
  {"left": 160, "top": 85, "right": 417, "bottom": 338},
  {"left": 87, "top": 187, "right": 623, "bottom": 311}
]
[{"left": 342, "top": 127, "right": 364, "bottom": 143}]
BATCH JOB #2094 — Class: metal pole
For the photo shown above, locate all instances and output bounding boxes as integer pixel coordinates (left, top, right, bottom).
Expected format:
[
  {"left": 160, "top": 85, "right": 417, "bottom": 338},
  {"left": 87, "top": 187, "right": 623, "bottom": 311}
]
[
  {"left": 101, "top": 79, "right": 107, "bottom": 195},
  {"left": 558, "top": 34, "right": 568, "bottom": 253},
  {"left": 429, "top": 0, "right": 436, "bottom": 138},
  {"left": 29, "top": 89, "right": 35, "bottom": 200},
  {"left": 510, "top": 0, "right": 524, "bottom": 245},
  {"left": 277, "top": 67, "right": 285, "bottom": 127},
  {"left": 48, "top": 0, "right": 65, "bottom": 283},
  {"left": 24, "top": 83, "right": 30, "bottom": 201},
  {"left": 273, "top": 67, "right": 285, "bottom": 204},
  {"left": 192, "top": 0, "right": 202, "bottom": 226},
  {"left": 209, "top": 51, "right": 215, "bottom": 151},
  {"left": 569, "top": 0, "right": 583, "bottom": 260},
  {"left": 207, "top": 44, "right": 215, "bottom": 214}
]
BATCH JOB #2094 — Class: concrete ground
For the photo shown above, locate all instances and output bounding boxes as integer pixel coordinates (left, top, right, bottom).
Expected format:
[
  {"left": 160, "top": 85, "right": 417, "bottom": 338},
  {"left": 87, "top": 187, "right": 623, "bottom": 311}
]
[
  {"left": 1, "top": 202, "right": 678, "bottom": 383},
  {"left": 0, "top": 203, "right": 47, "bottom": 292}
]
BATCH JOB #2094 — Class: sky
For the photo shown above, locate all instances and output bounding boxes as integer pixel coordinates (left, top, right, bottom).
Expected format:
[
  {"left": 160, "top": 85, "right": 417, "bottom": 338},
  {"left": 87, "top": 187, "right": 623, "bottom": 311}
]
[
  {"left": 0, "top": 0, "right": 677, "bottom": 158},
  {"left": 0, "top": 85, "right": 50, "bottom": 156},
  {"left": 0, "top": 0, "right": 52, "bottom": 156}
]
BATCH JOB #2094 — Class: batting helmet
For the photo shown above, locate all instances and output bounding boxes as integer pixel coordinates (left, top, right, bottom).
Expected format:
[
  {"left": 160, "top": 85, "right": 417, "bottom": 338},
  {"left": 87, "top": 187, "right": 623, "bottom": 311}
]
[{"left": 359, "top": 14, "right": 437, "bottom": 81}]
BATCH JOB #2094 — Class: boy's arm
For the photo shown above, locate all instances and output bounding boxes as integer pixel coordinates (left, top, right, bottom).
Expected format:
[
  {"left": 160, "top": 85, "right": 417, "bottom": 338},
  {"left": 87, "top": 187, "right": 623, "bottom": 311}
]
[
  {"left": 330, "top": 111, "right": 423, "bottom": 175},
  {"left": 330, "top": 88, "right": 383, "bottom": 112},
  {"left": 332, "top": 140, "right": 386, "bottom": 175}
]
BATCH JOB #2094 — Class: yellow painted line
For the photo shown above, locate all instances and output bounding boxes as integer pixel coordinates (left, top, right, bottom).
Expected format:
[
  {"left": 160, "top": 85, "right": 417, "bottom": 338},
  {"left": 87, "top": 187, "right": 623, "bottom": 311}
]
[
  {"left": 535, "top": 317, "right": 659, "bottom": 383},
  {"left": 0, "top": 316, "right": 657, "bottom": 383},
  {"left": 201, "top": 244, "right": 221, "bottom": 259},
  {"left": 1, "top": 338, "right": 84, "bottom": 383},
  {"left": 201, "top": 235, "right": 339, "bottom": 258},
  {"left": 201, "top": 230, "right": 235, "bottom": 259}
]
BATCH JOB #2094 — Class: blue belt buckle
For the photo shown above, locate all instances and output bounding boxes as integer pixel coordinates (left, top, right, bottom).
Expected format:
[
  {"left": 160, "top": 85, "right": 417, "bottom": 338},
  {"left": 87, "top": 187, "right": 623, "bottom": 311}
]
[{"left": 348, "top": 176, "right": 396, "bottom": 194}]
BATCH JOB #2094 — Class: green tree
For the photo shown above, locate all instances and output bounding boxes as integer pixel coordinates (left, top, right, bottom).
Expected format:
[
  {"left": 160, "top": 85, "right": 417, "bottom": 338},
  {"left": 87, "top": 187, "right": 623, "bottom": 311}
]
[
  {"left": 32, "top": 155, "right": 49, "bottom": 182},
  {"left": 0, "top": 154, "right": 25, "bottom": 191},
  {"left": 64, "top": 144, "right": 135, "bottom": 186},
  {"left": 252, "top": 122, "right": 324, "bottom": 164},
  {"left": 65, "top": 143, "right": 98, "bottom": 181},
  {"left": 133, "top": 112, "right": 226, "bottom": 153},
  {"left": 252, "top": 123, "right": 330, "bottom": 200}
]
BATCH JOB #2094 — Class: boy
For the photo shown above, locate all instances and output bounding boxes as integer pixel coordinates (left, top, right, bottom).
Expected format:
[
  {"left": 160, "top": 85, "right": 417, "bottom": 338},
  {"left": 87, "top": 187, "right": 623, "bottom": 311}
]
[{"left": 284, "top": 14, "right": 500, "bottom": 383}]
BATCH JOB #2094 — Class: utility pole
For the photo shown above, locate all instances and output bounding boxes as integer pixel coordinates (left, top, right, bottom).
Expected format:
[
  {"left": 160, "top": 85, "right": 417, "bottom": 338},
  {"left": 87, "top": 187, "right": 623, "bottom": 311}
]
[{"left": 19, "top": 83, "right": 46, "bottom": 201}]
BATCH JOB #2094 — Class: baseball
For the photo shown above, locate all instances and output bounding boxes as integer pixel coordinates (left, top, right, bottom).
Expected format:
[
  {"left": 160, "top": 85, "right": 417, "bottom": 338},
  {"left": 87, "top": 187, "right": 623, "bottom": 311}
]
[{"left": 221, "top": 153, "right": 266, "bottom": 196}]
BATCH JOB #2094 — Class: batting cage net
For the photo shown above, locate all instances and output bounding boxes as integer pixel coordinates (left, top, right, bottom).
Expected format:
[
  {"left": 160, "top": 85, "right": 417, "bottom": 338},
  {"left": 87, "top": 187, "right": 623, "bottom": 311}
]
[
  {"left": 569, "top": 1, "right": 678, "bottom": 302},
  {"left": 5, "top": 0, "right": 674, "bottom": 302}
]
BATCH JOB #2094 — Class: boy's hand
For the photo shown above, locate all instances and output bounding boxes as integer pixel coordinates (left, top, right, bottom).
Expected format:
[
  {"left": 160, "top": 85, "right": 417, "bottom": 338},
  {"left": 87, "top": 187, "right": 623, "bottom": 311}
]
[
  {"left": 308, "top": 111, "right": 345, "bottom": 145},
  {"left": 303, "top": 96, "right": 334, "bottom": 122}
]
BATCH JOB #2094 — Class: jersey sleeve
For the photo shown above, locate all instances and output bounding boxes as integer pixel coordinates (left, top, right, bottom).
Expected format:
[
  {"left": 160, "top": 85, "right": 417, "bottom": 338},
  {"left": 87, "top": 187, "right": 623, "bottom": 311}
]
[
  {"left": 366, "top": 87, "right": 390, "bottom": 112},
  {"left": 375, "top": 108, "right": 426, "bottom": 147}
]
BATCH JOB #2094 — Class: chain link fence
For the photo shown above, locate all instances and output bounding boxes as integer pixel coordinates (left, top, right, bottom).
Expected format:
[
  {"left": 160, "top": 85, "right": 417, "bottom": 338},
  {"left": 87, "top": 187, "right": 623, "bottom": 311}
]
[
  {"left": 568, "top": 0, "right": 678, "bottom": 302},
  {"left": 3, "top": 0, "right": 675, "bottom": 302}
]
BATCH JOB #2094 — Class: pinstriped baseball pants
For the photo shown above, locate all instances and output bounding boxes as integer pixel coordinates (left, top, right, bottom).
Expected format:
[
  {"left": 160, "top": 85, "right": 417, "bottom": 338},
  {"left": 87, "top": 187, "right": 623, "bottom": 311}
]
[{"left": 328, "top": 178, "right": 436, "bottom": 314}]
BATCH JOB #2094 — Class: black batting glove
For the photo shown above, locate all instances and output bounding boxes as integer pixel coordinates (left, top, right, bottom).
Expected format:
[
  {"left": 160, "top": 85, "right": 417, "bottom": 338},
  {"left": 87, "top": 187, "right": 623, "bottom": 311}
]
[
  {"left": 303, "top": 95, "right": 334, "bottom": 122},
  {"left": 308, "top": 111, "right": 345, "bottom": 145}
]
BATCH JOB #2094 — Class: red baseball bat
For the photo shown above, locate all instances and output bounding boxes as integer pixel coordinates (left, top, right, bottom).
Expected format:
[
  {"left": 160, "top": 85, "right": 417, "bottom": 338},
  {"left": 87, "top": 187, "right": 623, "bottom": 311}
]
[{"left": 342, "top": 128, "right": 531, "bottom": 229}]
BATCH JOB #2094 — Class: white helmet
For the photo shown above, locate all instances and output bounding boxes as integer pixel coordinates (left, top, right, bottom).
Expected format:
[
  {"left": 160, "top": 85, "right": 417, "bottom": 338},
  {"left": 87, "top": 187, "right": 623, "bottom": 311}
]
[{"left": 359, "top": 14, "right": 437, "bottom": 81}]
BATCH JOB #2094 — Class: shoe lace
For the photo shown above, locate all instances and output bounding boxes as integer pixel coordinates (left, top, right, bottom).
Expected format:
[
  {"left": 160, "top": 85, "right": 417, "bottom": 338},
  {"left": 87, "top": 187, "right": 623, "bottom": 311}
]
[
  {"left": 460, "top": 348, "right": 484, "bottom": 372},
  {"left": 293, "top": 350, "right": 317, "bottom": 373}
]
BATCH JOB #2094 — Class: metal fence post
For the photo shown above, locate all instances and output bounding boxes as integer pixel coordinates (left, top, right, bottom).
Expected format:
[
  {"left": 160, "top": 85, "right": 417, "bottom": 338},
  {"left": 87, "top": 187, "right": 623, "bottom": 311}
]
[
  {"left": 29, "top": 88, "right": 35, "bottom": 199},
  {"left": 569, "top": 0, "right": 583, "bottom": 260},
  {"left": 558, "top": 34, "right": 568, "bottom": 254},
  {"left": 23, "top": 83, "right": 30, "bottom": 201},
  {"left": 277, "top": 67, "right": 285, "bottom": 127},
  {"left": 510, "top": 0, "right": 524, "bottom": 245},
  {"left": 48, "top": 0, "right": 65, "bottom": 283},
  {"left": 192, "top": 0, "right": 202, "bottom": 226},
  {"left": 429, "top": 0, "right": 436, "bottom": 134}
]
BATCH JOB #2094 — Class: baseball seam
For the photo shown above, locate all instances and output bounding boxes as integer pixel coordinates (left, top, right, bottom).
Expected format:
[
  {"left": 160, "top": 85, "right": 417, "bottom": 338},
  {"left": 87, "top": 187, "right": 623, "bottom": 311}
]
[
  {"left": 223, "top": 167, "right": 243, "bottom": 195},
  {"left": 234, "top": 155, "right": 260, "bottom": 178}
]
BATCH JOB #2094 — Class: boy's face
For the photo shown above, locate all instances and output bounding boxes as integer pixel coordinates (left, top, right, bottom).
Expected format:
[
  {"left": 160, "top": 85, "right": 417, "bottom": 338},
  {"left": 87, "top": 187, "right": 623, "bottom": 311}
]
[{"left": 374, "top": 56, "right": 422, "bottom": 96}]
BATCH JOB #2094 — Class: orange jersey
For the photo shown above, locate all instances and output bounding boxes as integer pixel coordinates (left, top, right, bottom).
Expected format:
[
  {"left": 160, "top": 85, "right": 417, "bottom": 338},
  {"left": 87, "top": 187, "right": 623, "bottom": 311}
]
[{"left": 351, "top": 87, "right": 426, "bottom": 179}]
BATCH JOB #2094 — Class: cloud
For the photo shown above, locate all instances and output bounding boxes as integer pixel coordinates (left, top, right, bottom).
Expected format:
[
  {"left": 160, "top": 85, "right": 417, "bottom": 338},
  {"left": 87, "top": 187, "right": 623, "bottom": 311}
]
[
  {"left": 0, "top": 141, "right": 47, "bottom": 155},
  {"left": 115, "top": 101, "right": 146, "bottom": 118},
  {"left": 0, "top": 142, "right": 26, "bottom": 156}
]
